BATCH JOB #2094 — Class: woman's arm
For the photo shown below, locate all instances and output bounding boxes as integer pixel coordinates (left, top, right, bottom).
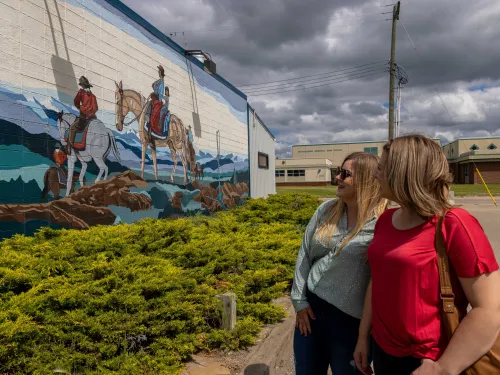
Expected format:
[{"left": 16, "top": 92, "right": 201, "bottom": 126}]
[
  {"left": 354, "top": 280, "right": 373, "bottom": 374},
  {"left": 436, "top": 271, "right": 500, "bottom": 375},
  {"left": 413, "top": 271, "right": 500, "bottom": 375},
  {"left": 291, "top": 201, "right": 330, "bottom": 312},
  {"left": 290, "top": 237, "right": 313, "bottom": 312},
  {"left": 358, "top": 280, "right": 372, "bottom": 340}
]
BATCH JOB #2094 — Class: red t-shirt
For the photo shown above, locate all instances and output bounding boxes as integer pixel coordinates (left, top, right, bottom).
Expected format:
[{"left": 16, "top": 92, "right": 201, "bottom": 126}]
[{"left": 368, "top": 208, "right": 498, "bottom": 360}]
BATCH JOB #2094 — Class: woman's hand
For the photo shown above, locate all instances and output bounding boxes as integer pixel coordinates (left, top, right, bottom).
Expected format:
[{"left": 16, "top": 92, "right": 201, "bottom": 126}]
[
  {"left": 353, "top": 337, "right": 373, "bottom": 375},
  {"left": 295, "top": 306, "right": 316, "bottom": 336}
]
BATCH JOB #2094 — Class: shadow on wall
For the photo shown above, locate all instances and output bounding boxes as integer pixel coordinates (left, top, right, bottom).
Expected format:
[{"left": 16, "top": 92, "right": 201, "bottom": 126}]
[{"left": 44, "top": 0, "right": 79, "bottom": 94}]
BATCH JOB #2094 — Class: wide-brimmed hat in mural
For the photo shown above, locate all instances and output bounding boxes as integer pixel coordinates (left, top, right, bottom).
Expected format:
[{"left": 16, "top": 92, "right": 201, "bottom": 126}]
[{"left": 78, "top": 76, "right": 93, "bottom": 88}]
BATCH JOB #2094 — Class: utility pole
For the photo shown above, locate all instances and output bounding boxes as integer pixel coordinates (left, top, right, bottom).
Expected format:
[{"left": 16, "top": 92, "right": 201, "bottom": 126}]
[{"left": 388, "top": 1, "right": 401, "bottom": 141}]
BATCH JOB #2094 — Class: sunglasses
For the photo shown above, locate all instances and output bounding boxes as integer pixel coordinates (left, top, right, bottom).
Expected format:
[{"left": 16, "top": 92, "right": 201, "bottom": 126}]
[{"left": 338, "top": 168, "right": 353, "bottom": 180}]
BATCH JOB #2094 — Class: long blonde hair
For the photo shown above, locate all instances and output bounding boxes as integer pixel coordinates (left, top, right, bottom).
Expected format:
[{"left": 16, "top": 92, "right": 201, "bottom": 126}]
[
  {"left": 383, "top": 134, "right": 453, "bottom": 217},
  {"left": 314, "top": 152, "right": 387, "bottom": 253}
]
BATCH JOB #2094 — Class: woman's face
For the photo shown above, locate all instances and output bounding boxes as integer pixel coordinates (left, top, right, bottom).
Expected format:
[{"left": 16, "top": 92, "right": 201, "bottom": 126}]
[
  {"left": 374, "top": 151, "right": 393, "bottom": 200},
  {"left": 336, "top": 159, "right": 355, "bottom": 202}
]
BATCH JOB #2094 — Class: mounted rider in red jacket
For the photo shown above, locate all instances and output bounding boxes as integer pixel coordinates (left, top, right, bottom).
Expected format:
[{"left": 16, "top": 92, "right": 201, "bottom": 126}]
[{"left": 67, "top": 76, "right": 98, "bottom": 155}]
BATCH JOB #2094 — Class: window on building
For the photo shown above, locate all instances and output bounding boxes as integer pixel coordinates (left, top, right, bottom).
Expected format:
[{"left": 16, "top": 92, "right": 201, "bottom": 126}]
[
  {"left": 287, "top": 170, "right": 305, "bottom": 177},
  {"left": 258, "top": 152, "right": 269, "bottom": 169},
  {"left": 487, "top": 143, "right": 497, "bottom": 150},
  {"left": 364, "top": 147, "right": 378, "bottom": 155},
  {"left": 470, "top": 144, "right": 479, "bottom": 151},
  {"left": 275, "top": 170, "right": 285, "bottom": 177}
]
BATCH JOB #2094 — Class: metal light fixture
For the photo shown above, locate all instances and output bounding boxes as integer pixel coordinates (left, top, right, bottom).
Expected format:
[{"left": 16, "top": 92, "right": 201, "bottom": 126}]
[{"left": 185, "top": 50, "right": 216, "bottom": 74}]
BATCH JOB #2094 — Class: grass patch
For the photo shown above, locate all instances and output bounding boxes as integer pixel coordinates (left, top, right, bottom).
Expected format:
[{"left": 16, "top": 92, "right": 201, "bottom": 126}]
[
  {"left": 276, "top": 184, "right": 500, "bottom": 198},
  {"left": 276, "top": 185, "right": 337, "bottom": 198},
  {"left": 451, "top": 184, "right": 500, "bottom": 197}
]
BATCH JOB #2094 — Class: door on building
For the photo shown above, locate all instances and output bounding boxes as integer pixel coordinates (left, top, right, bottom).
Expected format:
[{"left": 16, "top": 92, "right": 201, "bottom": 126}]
[{"left": 464, "top": 164, "right": 469, "bottom": 184}]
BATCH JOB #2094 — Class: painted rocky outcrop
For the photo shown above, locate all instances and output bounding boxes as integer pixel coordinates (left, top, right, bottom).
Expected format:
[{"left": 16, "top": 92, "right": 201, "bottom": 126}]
[
  {"left": 0, "top": 171, "right": 152, "bottom": 229},
  {"left": 192, "top": 181, "right": 249, "bottom": 212}
]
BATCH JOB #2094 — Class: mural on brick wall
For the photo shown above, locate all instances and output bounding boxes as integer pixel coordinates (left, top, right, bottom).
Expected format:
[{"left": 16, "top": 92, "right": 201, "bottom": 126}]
[{"left": 0, "top": 0, "right": 249, "bottom": 240}]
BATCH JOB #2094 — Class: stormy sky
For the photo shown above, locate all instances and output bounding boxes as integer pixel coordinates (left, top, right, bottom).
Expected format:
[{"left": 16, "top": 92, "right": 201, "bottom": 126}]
[{"left": 121, "top": 0, "right": 500, "bottom": 157}]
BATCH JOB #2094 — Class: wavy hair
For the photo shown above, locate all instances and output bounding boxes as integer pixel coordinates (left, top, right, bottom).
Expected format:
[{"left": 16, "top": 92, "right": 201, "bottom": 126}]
[
  {"left": 382, "top": 134, "right": 453, "bottom": 217},
  {"left": 314, "top": 152, "right": 388, "bottom": 253}
]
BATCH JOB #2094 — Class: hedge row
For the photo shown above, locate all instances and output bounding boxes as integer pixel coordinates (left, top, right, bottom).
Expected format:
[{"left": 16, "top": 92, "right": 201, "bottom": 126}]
[{"left": 0, "top": 194, "right": 320, "bottom": 374}]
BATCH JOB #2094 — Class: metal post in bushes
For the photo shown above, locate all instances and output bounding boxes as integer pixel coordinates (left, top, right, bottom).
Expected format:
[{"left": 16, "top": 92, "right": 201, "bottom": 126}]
[{"left": 216, "top": 292, "right": 236, "bottom": 331}]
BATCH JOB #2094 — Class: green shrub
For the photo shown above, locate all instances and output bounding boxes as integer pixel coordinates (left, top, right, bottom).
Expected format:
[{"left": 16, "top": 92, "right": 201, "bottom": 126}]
[{"left": 0, "top": 193, "right": 320, "bottom": 374}]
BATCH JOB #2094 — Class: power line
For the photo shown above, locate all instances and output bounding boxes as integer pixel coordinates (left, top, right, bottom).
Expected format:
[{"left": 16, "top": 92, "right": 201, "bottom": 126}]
[
  {"left": 246, "top": 70, "right": 386, "bottom": 96},
  {"left": 166, "top": 11, "right": 392, "bottom": 35},
  {"left": 400, "top": 18, "right": 496, "bottom": 204},
  {"left": 242, "top": 65, "right": 387, "bottom": 92},
  {"left": 399, "top": 19, "right": 456, "bottom": 124},
  {"left": 237, "top": 61, "right": 387, "bottom": 88}
]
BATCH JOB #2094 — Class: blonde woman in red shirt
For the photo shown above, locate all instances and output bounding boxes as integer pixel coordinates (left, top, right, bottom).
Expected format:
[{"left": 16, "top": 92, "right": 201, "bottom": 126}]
[{"left": 354, "top": 134, "right": 500, "bottom": 375}]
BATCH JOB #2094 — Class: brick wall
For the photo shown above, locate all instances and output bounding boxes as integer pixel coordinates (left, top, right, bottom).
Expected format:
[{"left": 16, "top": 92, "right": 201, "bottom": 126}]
[{"left": 473, "top": 162, "right": 500, "bottom": 184}]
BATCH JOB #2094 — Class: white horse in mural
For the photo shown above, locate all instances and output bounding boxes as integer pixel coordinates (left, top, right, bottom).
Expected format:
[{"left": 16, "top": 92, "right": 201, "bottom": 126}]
[{"left": 58, "top": 112, "right": 121, "bottom": 196}]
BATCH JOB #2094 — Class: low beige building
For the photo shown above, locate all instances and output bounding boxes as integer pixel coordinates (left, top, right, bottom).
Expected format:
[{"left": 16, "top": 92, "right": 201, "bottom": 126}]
[
  {"left": 275, "top": 158, "right": 333, "bottom": 186},
  {"left": 292, "top": 141, "right": 386, "bottom": 167},
  {"left": 442, "top": 137, "right": 500, "bottom": 184},
  {"left": 279, "top": 138, "right": 442, "bottom": 186},
  {"left": 292, "top": 139, "right": 441, "bottom": 167}
]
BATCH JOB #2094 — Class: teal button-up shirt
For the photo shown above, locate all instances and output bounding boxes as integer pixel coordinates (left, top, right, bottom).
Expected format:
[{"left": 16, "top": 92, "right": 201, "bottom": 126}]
[{"left": 291, "top": 199, "right": 378, "bottom": 319}]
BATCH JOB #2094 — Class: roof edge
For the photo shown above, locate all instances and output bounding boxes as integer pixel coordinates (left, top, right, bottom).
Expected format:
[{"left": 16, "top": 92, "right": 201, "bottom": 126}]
[
  {"left": 103, "top": 0, "right": 247, "bottom": 100},
  {"left": 442, "top": 136, "right": 500, "bottom": 148},
  {"left": 248, "top": 104, "right": 276, "bottom": 140},
  {"left": 292, "top": 138, "right": 441, "bottom": 147}
]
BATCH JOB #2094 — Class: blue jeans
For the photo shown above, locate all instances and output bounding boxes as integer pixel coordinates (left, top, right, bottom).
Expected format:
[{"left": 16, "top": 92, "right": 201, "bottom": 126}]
[
  {"left": 371, "top": 337, "right": 421, "bottom": 375},
  {"left": 294, "top": 290, "right": 367, "bottom": 375}
]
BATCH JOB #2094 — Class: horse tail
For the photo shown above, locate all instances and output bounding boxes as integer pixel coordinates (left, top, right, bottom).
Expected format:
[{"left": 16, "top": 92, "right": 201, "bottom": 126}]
[
  {"left": 41, "top": 168, "right": 50, "bottom": 200},
  {"left": 107, "top": 129, "right": 121, "bottom": 162}
]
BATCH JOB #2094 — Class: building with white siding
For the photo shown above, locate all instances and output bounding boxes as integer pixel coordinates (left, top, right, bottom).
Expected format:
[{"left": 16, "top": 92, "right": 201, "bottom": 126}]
[
  {"left": 0, "top": 0, "right": 275, "bottom": 240},
  {"left": 248, "top": 106, "right": 276, "bottom": 197}
]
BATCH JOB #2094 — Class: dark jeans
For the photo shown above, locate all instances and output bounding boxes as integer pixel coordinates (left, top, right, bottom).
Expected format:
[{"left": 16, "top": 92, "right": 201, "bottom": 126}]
[
  {"left": 371, "top": 337, "right": 421, "bottom": 375},
  {"left": 294, "top": 290, "right": 367, "bottom": 375}
]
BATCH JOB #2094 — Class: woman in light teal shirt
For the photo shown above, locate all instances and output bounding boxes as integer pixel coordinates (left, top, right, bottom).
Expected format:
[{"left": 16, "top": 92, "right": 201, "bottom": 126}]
[{"left": 292, "top": 152, "right": 387, "bottom": 375}]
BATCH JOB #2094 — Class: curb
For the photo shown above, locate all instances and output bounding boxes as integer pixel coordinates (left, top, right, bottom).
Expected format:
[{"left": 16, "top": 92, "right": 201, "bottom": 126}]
[{"left": 237, "top": 297, "right": 296, "bottom": 375}]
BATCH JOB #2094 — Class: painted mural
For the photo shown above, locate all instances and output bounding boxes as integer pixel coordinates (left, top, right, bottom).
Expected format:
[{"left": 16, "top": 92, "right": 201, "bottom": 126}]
[{"left": 0, "top": 0, "right": 249, "bottom": 240}]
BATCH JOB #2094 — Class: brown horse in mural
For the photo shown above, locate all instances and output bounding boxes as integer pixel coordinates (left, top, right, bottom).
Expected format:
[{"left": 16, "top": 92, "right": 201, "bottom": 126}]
[
  {"left": 114, "top": 81, "right": 195, "bottom": 184},
  {"left": 41, "top": 167, "right": 85, "bottom": 202},
  {"left": 194, "top": 162, "right": 204, "bottom": 180}
]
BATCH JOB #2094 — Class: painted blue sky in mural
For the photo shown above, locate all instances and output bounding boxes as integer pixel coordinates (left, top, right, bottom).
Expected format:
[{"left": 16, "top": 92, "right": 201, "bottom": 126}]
[
  {"left": 66, "top": 0, "right": 247, "bottom": 125},
  {"left": 0, "top": 85, "right": 248, "bottom": 177}
]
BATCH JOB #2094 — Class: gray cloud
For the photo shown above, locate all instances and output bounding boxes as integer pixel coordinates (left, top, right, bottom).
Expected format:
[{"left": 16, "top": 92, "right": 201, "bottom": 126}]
[{"left": 121, "top": 0, "right": 500, "bottom": 153}]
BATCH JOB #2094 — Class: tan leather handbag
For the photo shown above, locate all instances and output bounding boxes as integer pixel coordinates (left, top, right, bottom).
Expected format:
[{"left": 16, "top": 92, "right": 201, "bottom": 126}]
[{"left": 436, "top": 214, "right": 500, "bottom": 375}]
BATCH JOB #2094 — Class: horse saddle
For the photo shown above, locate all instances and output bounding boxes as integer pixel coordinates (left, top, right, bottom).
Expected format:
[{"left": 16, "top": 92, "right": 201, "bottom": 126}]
[
  {"left": 145, "top": 112, "right": 170, "bottom": 140},
  {"left": 63, "top": 119, "right": 91, "bottom": 150},
  {"left": 50, "top": 164, "right": 67, "bottom": 185}
]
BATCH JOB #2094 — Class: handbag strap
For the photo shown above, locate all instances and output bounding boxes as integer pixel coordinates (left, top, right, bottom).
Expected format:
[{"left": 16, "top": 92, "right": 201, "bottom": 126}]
[{"left": 435, "top": 212, "right": 457, "bottom": 314}]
